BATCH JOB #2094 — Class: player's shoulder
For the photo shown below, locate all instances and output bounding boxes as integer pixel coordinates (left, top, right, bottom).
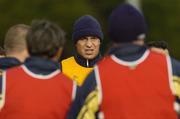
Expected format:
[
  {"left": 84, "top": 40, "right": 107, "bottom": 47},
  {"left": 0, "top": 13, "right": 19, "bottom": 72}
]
[{"left": 171, "top": 57, "right": 180, "bottom": 76}]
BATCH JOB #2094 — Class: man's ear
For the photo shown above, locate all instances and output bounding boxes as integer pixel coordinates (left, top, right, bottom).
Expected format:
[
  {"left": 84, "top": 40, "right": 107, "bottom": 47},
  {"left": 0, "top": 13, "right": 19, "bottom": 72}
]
[
  {"left": 52, "top": 48, "right": 63, "bottom": 62},
  {"left": 133, "top": 39, "right": 144, "bottom": 46}
]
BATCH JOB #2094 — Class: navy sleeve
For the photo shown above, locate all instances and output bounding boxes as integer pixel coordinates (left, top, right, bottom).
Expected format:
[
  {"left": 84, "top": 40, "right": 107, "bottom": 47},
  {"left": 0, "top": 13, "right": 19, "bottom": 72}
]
[
  {"left": 171, "top": 57, "right": 180, "bottom": 76},
  {"left": 66, "top": 70, "right": 97, "bottom": 119},
  {"left": 0, "top": 70, "right": 3, "bottom": 95}
]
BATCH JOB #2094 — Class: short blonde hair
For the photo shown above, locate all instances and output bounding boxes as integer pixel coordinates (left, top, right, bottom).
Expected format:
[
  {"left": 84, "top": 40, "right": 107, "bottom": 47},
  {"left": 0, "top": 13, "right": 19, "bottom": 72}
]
[{"left": 4, "top": 24, "right": 30, "bottom": 53}]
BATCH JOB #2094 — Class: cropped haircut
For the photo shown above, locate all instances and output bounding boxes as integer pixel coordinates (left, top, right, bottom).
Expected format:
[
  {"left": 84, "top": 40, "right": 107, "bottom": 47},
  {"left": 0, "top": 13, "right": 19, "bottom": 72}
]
[
  {"left": 26, "top": 20, "right": 66, "bottom": 58},
  {"left": 147, "top": 41, "right": 168, "bottom": 50},
  {"left": 4, "top": 24, "right": 30, "bottom": 53}
]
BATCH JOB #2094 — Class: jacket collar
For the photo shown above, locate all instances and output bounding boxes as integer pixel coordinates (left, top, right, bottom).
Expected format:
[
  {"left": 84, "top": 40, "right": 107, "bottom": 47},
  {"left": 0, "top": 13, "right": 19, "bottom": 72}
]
[
  {"left": 108, "top": 44, "right": 147, "bottom": 61},
  {"left": 74, "top": 53, "right": 101, "bottom": 68},
  {"left": 0, "top": 57, "right": 21, "bottom": 70},
  {"left": 24, "top": 57, "right": 61, "bottom": 75}
]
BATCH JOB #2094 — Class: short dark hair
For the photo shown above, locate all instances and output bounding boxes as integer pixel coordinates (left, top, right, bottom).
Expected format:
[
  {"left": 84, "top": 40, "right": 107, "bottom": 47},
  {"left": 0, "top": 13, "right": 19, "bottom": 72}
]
[
  {"left": 147, "top": 40, "right": 168, "bottom": 50},
  {"left": 26, "top": 20, "right": 66, "bottom": 58}
]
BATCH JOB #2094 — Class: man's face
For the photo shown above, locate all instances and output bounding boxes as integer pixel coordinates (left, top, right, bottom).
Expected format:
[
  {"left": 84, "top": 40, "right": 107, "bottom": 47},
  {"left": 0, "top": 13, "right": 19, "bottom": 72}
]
[{"left": 75, "top": 36, "right": 100, "bottom": 60}]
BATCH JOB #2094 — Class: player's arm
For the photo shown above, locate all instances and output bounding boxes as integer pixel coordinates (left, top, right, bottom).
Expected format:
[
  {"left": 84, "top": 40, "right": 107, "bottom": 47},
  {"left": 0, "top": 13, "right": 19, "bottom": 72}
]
[
  {"left": 66, "top": 70, "right": 98, "bottom": 119},
  {"left": 171, "top": 58, "right": 180, "bottom": 115}
]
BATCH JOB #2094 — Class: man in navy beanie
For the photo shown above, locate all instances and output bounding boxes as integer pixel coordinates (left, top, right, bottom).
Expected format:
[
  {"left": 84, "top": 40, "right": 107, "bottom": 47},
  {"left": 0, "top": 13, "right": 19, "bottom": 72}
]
[
  {"left": 61, "top": 15, "right": 103, "bottom": 86},
  {"left": 67, "top": 3, "right": 179, "bottom": 119}
]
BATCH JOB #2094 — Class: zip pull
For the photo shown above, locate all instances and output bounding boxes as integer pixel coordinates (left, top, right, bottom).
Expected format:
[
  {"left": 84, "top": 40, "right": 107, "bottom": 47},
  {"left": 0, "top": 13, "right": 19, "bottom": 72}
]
[{"left": 86, "top": 60, "right": 89, "bottom": 67}]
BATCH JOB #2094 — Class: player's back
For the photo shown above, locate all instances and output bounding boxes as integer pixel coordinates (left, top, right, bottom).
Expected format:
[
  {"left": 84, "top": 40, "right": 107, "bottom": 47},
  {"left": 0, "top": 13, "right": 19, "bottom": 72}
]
[
  {"left": 0, "top": 65, "right": 75, "bottom": 119},
  {"left": 97, "top": 51, "right": 177, "bottom": 119}
]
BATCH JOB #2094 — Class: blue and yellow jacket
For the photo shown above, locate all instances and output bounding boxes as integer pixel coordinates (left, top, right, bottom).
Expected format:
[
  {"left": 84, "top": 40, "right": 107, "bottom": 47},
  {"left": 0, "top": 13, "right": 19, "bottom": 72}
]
[{"left": 61, "top": 54, "right": 101, "bottom": 86}]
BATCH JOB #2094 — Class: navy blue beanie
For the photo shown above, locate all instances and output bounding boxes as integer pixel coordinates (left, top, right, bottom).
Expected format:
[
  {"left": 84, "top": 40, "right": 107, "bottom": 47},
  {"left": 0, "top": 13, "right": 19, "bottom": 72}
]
[
  {"left": 109, "top": 4, "right": 147, "bottom": 43},
  {"left": 72, "top": 15, "right": 103, "bottom": 43}
]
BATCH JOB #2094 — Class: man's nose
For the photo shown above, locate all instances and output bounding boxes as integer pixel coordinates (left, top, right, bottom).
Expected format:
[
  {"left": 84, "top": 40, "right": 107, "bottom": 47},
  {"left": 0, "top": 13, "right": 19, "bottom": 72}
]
[{"left": 86, "top": 39, "right": 93, "bottom": 47}]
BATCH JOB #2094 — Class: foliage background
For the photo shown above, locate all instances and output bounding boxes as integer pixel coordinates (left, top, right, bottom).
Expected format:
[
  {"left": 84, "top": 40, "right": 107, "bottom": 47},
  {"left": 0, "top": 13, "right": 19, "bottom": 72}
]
[{"left": 0, "top": 0, "right": 179, "bottom": 59}]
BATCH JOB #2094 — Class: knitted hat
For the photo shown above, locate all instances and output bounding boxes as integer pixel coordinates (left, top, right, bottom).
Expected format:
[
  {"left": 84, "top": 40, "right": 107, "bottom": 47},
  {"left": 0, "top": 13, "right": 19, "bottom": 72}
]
[
  {"left": 72, "top": 15, "right": 103, "bottom": 43},
  {"left": 109, "top": 4, "right": 147, "bottom": 43}
]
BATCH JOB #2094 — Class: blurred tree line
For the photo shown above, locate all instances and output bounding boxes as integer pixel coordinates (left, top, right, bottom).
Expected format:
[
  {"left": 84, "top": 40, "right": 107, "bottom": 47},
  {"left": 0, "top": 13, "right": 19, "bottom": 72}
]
[
  {"left": 0, "top": 0, "right": 179, "bottom": 59},
  {"left": 142, "top": 0, "right": 180, "bottom": 59}
]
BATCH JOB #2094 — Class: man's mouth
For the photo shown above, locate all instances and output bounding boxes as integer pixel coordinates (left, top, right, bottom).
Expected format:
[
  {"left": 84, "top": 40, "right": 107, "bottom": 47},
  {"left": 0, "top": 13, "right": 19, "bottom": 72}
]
[
  {"left": 85, "top": 49, "right": 93, "bottom": 51},
  {"left": 85, "top": 49, "right": 94, "bottom": 55}
]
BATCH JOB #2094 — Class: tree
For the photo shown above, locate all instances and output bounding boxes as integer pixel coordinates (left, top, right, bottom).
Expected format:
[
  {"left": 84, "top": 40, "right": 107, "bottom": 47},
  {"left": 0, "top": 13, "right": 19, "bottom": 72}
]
[
  {"left": 0, "top": 0, "right": 100, "bottom": 59},
  {"left": 142, "top": 0, "right": 180, "bottom": 59}
]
